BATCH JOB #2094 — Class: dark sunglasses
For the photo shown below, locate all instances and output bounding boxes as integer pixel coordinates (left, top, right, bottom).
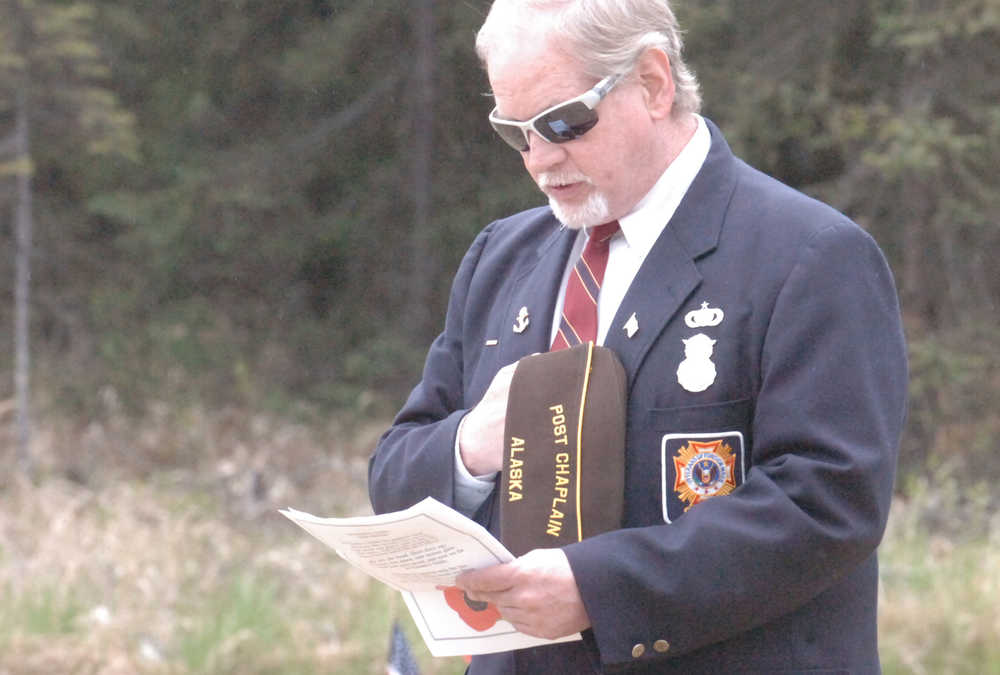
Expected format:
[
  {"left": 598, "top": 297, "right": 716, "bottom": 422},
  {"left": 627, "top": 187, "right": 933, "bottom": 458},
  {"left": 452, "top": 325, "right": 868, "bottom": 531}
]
[{"left": 488, "top": 73, "right": 624, "bottom": 151}]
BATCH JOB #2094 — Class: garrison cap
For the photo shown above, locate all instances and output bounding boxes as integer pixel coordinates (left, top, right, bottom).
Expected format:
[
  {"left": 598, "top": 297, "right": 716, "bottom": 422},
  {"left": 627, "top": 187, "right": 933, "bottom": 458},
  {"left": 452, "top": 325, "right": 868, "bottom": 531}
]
[{"left": 500, "top": 342, "right": 627, "bottom": 556}]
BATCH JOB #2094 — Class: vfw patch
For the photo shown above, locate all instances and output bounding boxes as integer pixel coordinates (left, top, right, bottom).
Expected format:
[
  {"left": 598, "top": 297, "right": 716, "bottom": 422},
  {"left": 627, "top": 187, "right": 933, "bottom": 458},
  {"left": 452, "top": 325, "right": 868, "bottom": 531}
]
[{"left": 661, "top": 432, "right": 745, "bottom": 523}]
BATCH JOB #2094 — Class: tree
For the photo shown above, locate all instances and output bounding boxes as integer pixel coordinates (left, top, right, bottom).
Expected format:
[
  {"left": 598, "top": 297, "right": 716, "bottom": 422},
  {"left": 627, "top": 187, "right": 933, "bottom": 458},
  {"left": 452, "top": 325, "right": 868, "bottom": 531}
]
[
  {"left": 80, "top": 1, "right": 525, "bottom": 406},
  {"left": 2, "top": 1, "right": 992, "bottom": 484},
  {"left": 0, "top": 0, "right": 136, "bottom": 474},
  {"left": 405, "top": 0, "right": 437, "bottom": 338}
]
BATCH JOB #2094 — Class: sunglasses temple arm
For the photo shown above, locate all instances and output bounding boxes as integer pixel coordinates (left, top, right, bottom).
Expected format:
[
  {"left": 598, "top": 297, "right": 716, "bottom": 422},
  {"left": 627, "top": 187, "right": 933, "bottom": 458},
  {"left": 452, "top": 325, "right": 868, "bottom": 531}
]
[{"left": 582, "top": 73, "right": 624, "bottom": 109}]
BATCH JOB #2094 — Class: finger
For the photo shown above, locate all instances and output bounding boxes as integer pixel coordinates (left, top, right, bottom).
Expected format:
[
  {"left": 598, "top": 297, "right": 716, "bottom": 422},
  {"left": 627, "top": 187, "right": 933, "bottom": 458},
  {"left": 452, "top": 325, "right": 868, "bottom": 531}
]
[{"left": 456, "top": 564, "right": 515, "bottom": 594}]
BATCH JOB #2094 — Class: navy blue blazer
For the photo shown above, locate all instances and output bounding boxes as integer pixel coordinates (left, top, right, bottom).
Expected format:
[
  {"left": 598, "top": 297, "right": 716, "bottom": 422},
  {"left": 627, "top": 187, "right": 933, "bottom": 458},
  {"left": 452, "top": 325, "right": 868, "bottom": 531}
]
[{"left": 369, "top": 120, "right": 907, "bottom": 674}]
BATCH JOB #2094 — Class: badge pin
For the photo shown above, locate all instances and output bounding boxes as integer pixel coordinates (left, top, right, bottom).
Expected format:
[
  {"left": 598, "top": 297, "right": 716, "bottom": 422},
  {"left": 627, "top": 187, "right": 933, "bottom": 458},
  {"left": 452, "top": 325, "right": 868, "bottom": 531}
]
[
  {"left": 513, "top": 306, "right": 530, "bottom": 334},
  {"left": 624, "top": 312, "right": 639, "bottom": 339},
  {"left": 685, "top": 302, "right": 724, "bottom": 328},
  {"left": 677, "top": 333, "right": 717, "bottom": 392}
]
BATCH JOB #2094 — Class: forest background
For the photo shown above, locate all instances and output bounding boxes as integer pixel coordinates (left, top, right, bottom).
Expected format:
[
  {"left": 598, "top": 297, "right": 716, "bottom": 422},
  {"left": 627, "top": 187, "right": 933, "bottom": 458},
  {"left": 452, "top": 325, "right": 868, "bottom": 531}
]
[{"left": 1, "top": 1, "right": 998, "bottom": 673}]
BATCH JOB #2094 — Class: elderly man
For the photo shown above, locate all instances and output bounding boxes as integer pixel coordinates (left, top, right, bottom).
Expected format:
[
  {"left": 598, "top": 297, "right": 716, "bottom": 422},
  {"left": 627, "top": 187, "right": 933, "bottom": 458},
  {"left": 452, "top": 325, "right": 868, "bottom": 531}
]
[{"left": 369, "top": 1, "right": 908, "bottom": 673}]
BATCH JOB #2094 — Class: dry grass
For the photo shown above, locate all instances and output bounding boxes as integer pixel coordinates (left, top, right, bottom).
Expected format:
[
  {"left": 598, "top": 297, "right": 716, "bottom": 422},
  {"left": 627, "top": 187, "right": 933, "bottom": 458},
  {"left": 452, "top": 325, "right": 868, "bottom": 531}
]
[
  {"left": 0, "top": 404, "right": 464, "bottom": 674},
  {"left": 0, "top": 403, "right": 997, "bottom": 673},
  {"left": 879, "top": 482, "right": 1000, "bottom": 675}
]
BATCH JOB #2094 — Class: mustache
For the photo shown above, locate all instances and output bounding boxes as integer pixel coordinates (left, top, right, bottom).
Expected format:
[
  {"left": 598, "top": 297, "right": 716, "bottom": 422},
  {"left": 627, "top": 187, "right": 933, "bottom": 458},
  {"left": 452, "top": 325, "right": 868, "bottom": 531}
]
[{"left": 537, "top": 172, "right": 593, "bottom": 189}]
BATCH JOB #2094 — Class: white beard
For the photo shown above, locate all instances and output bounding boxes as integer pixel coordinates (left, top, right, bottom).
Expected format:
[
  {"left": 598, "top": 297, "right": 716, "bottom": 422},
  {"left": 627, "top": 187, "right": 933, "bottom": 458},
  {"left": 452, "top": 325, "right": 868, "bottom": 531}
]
[
  {"left": 549, "top": 191, "right": 611, "bottom": 230},
  {"left": 538, "top": 172, "right": 612, "bottom": 229}
]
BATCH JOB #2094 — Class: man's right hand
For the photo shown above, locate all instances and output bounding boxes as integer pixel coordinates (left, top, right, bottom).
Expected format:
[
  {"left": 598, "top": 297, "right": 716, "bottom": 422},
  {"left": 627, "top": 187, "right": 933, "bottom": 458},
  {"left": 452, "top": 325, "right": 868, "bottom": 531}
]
[{"left": 458, "top": 362, "right": 518, "bottom": 476}]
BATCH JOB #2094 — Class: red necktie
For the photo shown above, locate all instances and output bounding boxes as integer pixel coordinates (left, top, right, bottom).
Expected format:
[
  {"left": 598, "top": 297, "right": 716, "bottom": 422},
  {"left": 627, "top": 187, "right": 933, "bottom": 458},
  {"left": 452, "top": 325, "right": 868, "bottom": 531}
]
[{"left": 551, "top": 221, "right": 620, "bottom": 351}]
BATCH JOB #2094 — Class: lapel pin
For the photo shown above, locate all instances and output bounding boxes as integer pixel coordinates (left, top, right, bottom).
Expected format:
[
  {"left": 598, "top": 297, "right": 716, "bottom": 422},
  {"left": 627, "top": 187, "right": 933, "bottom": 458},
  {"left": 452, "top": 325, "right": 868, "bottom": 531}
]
[
  {"left": 624, "top": 312, "right": 639, "bottom": 339},
  {"left": 485, "top": 339, "right": 499, "bottom": 347},
  {"left": 685, "top": 302, "right": 724, "bottom": 328},
  {"left": 513, "top": 306, "right": 530, "bottom": 334}
]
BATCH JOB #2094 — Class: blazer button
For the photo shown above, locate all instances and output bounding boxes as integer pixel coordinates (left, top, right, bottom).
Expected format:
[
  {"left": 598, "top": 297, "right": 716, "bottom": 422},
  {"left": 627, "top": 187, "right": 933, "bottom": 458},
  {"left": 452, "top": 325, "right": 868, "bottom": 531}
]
[
  {"left": 631, "top": 643, "right": 646, "bottom": 658},
  {"left": 653, "top": 639, "right": 671, "bottom": 653}
]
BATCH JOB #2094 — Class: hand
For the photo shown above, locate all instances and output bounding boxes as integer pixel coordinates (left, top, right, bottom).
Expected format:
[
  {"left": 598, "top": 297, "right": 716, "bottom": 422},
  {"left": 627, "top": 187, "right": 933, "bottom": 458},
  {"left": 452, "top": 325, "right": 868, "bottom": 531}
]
[
  {"left": 458, "top": 362, "right": 518, "bottom": 476},
  {"left": 456, "top": 548, "right": 591, "bottom": 640}
]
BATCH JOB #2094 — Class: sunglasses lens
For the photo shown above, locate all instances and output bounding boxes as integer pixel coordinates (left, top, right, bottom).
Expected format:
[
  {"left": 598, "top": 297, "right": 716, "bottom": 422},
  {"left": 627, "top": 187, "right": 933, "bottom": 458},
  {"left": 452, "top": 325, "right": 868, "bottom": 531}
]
[
  {"left": 490, "top": 119, "right": 530, "bottom": 151},
  {"left": 488, "top": 100, "right": 601, "bottom": 151},
  {"left": 535, "top": 102, "right": 599, "bottom": 143}
]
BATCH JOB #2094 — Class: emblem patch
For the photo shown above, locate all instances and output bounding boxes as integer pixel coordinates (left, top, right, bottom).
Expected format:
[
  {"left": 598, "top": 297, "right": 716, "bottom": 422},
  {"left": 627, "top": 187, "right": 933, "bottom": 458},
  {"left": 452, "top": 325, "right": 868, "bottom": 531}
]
[{"left": 661, "top": 432, "right": 745, "bottom": 523}]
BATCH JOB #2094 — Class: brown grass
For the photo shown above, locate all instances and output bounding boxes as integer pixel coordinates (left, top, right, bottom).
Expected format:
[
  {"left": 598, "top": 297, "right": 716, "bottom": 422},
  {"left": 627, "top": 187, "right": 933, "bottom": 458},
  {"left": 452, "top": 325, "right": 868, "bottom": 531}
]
[
  {"left": 0, "top": 404, "right": 464, "bottom": 674},
  {"left": 1, "top": 403, "right": 996, "bottom": 674}
]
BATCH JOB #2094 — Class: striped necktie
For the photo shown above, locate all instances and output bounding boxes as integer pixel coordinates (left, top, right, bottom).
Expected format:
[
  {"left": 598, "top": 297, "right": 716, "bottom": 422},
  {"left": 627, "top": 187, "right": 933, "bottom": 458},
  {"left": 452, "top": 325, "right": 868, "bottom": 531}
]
[{"left": 551, "top": 221, "right": 620, "bottom": 351}]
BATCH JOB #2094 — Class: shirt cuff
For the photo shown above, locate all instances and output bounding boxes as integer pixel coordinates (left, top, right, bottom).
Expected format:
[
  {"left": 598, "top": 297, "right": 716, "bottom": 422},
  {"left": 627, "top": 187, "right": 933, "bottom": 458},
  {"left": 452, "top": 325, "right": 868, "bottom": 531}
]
[{"left": 453, "top": 414, "right": 497, "bottom": 517}]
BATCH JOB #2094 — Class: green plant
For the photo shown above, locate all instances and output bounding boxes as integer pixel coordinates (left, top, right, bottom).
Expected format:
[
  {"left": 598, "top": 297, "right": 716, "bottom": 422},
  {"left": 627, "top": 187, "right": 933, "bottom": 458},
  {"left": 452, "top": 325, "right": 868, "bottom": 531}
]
[
  {"left": 177, "top": 572, "right": 294, "bottom": 673},
  {"left": 878, "top": 483, "right": 1000, "bottom": 673},
  {"left": 0, "top": 586, "right": 82, "bottom": 638}
]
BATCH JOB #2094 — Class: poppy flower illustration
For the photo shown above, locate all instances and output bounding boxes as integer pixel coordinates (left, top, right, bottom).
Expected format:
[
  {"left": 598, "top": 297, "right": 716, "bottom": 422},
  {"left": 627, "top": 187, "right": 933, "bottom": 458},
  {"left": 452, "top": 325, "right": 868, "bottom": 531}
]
[{"left": 438, "top": 585, "right": 502, "bottom": 631}]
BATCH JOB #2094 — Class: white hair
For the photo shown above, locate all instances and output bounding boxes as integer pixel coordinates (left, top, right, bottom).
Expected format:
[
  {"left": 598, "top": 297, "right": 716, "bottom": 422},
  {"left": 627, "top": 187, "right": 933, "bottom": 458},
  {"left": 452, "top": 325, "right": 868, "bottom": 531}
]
[{"left": 476, "top": 0, "right": 701, "bottom": 116}]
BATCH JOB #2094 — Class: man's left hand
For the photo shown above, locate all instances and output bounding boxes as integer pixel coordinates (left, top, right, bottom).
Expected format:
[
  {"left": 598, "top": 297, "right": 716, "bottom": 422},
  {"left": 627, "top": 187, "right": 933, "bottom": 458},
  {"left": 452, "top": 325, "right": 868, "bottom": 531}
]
[{"left": 456, "top": 548, "right": 591, "bottom": 639}]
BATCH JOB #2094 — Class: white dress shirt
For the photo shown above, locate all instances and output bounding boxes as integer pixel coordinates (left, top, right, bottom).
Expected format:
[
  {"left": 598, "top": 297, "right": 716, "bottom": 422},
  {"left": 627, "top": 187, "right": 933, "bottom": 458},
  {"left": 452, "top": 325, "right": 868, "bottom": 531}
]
[{"left": 453, "top": 116, "right": 712, "bottom": 516}]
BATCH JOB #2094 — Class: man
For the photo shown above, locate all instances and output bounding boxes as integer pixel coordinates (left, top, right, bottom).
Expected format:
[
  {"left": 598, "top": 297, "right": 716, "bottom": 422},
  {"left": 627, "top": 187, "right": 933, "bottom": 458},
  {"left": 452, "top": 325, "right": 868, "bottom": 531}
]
[{"left": 369, "top": 1, "right": 908, "bottom": 672}]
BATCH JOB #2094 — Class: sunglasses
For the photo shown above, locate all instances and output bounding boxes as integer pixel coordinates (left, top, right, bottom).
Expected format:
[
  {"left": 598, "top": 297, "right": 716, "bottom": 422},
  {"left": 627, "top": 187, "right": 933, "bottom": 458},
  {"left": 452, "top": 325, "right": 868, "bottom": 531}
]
[{"left": 488, "top": 73, "right": 624, "bottom": 151}]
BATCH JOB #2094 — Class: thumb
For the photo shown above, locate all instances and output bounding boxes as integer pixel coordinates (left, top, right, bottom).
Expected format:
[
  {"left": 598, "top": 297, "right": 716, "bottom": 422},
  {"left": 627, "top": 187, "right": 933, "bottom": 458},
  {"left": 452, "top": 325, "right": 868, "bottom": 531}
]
[{"left": 456, "top": 563, "right": 514, "bottom": 594}]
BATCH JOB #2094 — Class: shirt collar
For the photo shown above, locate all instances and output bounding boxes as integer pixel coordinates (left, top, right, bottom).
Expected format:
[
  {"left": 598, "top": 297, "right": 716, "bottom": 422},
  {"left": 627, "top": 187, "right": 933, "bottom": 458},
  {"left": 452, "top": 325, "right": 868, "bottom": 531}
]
[{"left": 615, "top": 114, "right": 711, "bottom": 259}]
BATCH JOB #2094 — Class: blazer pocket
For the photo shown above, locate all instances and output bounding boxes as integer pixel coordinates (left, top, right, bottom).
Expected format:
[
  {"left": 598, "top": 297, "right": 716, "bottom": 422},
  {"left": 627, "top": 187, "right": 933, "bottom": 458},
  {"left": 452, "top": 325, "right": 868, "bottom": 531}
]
[
  {"left": 649, "top": 398, "right": 753, "bottom": 524},
  {"left": 647, "top": 397, "right": 753, "bottom": 433}
]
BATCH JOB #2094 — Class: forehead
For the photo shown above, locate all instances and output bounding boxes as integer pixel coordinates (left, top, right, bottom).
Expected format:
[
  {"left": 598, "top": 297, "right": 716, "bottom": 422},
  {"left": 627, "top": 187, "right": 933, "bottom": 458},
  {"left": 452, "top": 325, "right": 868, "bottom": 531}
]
[{"left": 487, "top": 40, "right": 593, "bottom": 121}]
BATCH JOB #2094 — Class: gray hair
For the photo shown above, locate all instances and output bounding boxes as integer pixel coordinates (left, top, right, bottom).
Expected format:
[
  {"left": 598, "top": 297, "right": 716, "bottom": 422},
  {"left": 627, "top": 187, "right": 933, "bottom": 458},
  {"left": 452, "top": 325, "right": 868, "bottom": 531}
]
[{"left": 476, "top": 0, "right": 701, "bottom": 116}]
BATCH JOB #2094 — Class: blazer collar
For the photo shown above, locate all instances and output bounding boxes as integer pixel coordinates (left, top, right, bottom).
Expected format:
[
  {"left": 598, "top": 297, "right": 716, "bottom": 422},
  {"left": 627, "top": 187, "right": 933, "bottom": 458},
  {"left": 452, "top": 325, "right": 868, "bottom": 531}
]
[{"left": 667, "top": 117, "right": 735, "bottom": 262}]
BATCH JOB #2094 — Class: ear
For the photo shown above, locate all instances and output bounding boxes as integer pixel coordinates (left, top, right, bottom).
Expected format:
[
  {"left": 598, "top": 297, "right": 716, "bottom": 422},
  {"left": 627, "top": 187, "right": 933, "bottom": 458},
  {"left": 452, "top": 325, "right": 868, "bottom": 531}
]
[{"left": 636, "top": 48, "right": 675, "bottom": 119}]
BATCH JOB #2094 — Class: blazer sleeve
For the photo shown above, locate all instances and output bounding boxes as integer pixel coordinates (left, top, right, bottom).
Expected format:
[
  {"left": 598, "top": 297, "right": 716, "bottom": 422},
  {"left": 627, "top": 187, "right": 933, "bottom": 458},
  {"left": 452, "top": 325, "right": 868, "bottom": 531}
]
[
  {"left": 564, "top": 221, "right": 908, "bottom": 666},
  {"left": 368, "top": 226, "right": 492, "bottom": 515}
]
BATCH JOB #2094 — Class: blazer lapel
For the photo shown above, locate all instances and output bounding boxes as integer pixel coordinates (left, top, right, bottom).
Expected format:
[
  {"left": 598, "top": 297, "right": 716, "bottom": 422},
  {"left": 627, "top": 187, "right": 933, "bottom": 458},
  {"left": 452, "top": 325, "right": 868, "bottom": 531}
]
[
  {"left": 496, "top": 223, "right": 577, "bottom": 365},
  {"left": 604, "top": 119, "right": 738, "bottom": 386}
]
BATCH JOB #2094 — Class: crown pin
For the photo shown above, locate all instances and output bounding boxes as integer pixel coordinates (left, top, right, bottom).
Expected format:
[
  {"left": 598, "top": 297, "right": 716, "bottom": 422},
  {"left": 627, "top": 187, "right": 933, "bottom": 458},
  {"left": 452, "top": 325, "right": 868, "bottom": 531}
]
[{"left": 685, "top": 302, "right": 724, "bottom": 329}]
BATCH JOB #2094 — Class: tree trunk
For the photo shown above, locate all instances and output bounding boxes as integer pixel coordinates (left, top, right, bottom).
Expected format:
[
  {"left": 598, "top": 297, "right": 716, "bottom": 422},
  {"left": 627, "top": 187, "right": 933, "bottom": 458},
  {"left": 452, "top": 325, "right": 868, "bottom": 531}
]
[
  {"left": 13, "top": 84, "right": 34, "bottom": 476},
  {"left": 405, "top": 0, "right": 436, "bottom": 338}
]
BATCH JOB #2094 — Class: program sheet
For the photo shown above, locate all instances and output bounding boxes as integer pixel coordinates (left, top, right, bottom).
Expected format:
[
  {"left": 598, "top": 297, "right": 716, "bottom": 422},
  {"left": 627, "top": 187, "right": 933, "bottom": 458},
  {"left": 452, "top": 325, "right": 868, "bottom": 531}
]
[{"left": 280, "top": 496, "right": 581, "bottom": 657}]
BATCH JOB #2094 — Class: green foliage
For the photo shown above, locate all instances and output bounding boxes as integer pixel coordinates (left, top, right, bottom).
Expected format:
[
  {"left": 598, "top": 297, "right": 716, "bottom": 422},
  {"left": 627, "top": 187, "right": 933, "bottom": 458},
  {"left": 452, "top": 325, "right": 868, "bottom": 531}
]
[
  {"left": 902, "top": 322, "right": 1000, "bottom": 484},
  {"left": 0, "top": 0, "right": 138, "bottom": 160},
  {"left": 879, "top": 478, "right": 1000, "bottom": 673},
  {"left": 1, "top": 1, "right": 998, "bottom": 488},
  {"left": 177, "top": 573, "right": 293, "bottom": 672},
  {"left": 0, "top": 585, "right": 82, "bottom": 639}
]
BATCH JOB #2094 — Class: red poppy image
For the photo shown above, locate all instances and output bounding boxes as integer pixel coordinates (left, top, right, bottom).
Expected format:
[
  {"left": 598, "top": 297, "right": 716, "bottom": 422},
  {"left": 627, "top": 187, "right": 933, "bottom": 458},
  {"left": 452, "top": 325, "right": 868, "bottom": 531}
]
[{"left": 438, "top": 585, "right": 502, "bottom": 631}]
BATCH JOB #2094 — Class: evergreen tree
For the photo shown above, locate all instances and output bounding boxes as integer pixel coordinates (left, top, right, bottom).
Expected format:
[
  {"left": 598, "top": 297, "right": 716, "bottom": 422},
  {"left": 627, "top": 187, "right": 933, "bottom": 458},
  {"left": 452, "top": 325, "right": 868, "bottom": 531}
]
[{"left": 0, "top": 0, "right": 136, "bottom": 471}]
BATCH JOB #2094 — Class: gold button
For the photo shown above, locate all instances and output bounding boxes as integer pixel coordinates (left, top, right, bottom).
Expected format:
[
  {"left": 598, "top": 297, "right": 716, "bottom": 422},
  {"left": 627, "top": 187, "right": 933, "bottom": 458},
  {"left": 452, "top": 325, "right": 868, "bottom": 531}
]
[
  {"left": 631, "top": 643, "right": 646, "bottom": 658},
  {"left": 653, "top": 639, "right": 671, "bottom": 653}
]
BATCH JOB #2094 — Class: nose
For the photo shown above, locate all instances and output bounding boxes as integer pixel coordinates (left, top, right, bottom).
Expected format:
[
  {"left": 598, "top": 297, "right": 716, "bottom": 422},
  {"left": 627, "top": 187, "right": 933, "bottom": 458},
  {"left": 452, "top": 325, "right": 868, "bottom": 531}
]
[{"left": 522, "top": 131, "right": 568, "bottom": 173}]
